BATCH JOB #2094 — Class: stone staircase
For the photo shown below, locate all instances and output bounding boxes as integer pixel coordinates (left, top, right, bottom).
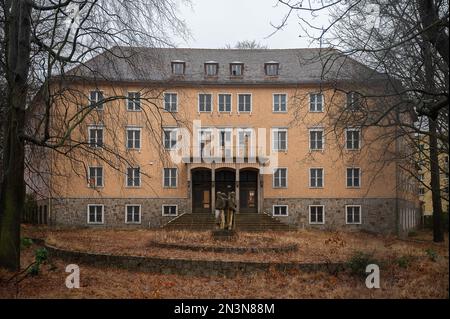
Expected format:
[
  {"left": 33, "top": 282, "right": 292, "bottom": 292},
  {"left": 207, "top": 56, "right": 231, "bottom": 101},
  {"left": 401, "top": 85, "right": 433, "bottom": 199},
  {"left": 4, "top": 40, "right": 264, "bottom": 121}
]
[{"left": 162, "top": 212, "right": 295, "bottom": 231}]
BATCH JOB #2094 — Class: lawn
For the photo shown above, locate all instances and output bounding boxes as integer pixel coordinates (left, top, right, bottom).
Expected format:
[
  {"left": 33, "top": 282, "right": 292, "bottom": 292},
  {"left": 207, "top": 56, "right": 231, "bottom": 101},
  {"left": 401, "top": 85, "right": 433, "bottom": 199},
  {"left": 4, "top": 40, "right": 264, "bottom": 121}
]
[{"left": 0, "top": 225, "right": 448, "bottom": 298}]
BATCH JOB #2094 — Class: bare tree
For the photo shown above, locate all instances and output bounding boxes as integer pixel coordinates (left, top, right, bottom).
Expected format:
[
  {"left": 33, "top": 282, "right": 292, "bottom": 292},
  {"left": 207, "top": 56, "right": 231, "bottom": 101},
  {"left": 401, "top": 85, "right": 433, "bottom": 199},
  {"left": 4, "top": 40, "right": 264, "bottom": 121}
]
[
  {"left": 224, "top": 40, "right": 269, "bottom": 49},
  {"left": 275, "top": 0, "right": 448, "bottom": 241},
  {"left": 0, "top": 0, "right": 188, "bottom": 271}
]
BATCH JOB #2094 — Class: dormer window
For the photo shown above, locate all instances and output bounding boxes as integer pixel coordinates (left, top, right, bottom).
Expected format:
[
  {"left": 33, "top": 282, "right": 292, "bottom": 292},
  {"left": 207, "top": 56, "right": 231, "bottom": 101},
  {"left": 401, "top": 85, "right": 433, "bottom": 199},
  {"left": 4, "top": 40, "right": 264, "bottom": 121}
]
[
  {"left": 205, "top": 62, "right": 218, "bottom": 76},
  {"left": 265, "top": 62, "right": 279, "bottom": 76},
  {"left": 230, "top": 63, "right": 243, "bottom": 76},
  {"left": 171, "top": 61, "right": 185, "bottom": 75}
]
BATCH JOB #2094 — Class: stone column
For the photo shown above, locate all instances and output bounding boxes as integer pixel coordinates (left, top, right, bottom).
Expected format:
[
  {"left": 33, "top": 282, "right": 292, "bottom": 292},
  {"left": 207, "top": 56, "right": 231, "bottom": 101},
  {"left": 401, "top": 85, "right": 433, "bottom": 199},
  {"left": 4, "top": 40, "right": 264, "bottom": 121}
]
[
  {"left": 187, "top": 165, "right": 192, "bottom": 214},
  {"left": 235, "top": 168, "right": 240, "bottom": 214},
  {"left": 211, "top": 165, "right": 215, "bottom": 214},
  {"left": 257, "top": 169, "right": 262, "bottom": 214}
]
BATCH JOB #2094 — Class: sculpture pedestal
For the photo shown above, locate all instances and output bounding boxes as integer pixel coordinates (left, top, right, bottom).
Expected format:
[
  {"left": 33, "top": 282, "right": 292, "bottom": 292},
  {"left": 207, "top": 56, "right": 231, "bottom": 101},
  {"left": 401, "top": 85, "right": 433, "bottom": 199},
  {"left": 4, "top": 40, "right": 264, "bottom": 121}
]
[{"left": 211, "top": 229, "right": 237, "bottom": 241}]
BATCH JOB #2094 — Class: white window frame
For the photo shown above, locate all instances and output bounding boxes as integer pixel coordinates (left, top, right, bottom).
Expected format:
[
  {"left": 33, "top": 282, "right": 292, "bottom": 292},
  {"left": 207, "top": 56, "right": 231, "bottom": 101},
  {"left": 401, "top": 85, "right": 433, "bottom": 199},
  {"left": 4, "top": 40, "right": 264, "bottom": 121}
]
[
  {"left": 126, "top": 127, "right": 141, "bottom": 150},
  {"left": 205, "top": 63, "right": 218, "bottom": 76},
  {"left": 273, "top": 167, "right": 288, "bottom": 188},
  {"left": 171, "top": 62, "right": 185, "bottom": 75},
  {"left": 217, "top": 93, "right": 232, "bottom": 113},
  {"left": 88, "top": 166, "right": 104, "bottom": 188},
  {"left": 236, "top": 128, "right": 254, "bottom": 157},
  {"left": 272, "top": 93, "right": 287, "bottom": 113},
  {"left": 345, "top": 205, "right": 362, "bottom": 224},
  {"left": 272, "top": 128, "right": 288, "bottom": 152},
  {"left": 126, "top": 167, "right": 141, "bottom": 188},
  {"left": 272, "top": 205, "right": 288, "bottom": 217},
  {"left": 218, "top": 128, "right": 233, "bottom": 157},
  {"left": 309, "top": 92, "right": 324, "bottom": 112},
  {"left": 265, "top": 63, "right": 279, "bottom": 76},
  {"left": 162, "top": 204, "right": 178, "bottom": 216},
  {"left": 309, "top": 167, "right": 324, "bottom": 188},
  {"left": 230, "top": 63, "right": 243, "bottom": 76},
  {"left": 346, "top": 167, "right": 361, "bottom": 188},
  {"left": 88, "top": 125, "right": 104, "bottom": 148},
  {"left": 89, "top": 90, "right": 104, "bottom": 110},
  {"left": 309, "top": 128, "right": 324, "bottom": 151},
  {"left": 237, "top": 93, "right": 252, "bottom": 113},
  {"left": 87, "top": 204, "right": 104, "bottom": 224},
  {"left": 345, "top": 128, "right": 361, "bottom": 150},
  {"left": 163, "top": 127, "right": 178, "bottom": 150},
  {"left": 163, "top": 92, "right": 178, "bottom": 112},
  {"left": 125, "top": 204, "right": 141, "bottom": 224},
  {"left": 126, "top": 91, "right": 141, "bottom": 111},
  {"left": 309, "top": 205, "right": 325, "bottom": 224},
  {"left": 163, "top": 168, "right": 178, "bottom": 188},
  {"left": 198, "top": 93, "right": 213, "bottom": 113}
]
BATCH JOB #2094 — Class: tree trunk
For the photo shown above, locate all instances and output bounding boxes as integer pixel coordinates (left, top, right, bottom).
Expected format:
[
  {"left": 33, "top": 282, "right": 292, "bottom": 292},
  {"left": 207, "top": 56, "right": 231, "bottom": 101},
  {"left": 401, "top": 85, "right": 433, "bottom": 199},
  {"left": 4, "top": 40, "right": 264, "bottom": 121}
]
[
  {"left": 0, "top": 0, "right": 32, "bottom": 271},
  {"left": 429, "top": 116, "right": 444, "bottom": 242}
]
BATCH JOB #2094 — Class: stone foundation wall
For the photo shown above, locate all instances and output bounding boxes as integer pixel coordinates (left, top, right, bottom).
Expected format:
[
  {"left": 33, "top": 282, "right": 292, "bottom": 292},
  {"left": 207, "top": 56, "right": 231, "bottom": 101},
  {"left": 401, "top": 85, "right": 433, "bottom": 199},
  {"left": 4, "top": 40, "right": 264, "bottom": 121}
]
[
  {"left": 263, "top": 197, "right": 419, "bottom": 235},
  {"left": 50, "top": 197, "right": 188, "bottom": 228}
]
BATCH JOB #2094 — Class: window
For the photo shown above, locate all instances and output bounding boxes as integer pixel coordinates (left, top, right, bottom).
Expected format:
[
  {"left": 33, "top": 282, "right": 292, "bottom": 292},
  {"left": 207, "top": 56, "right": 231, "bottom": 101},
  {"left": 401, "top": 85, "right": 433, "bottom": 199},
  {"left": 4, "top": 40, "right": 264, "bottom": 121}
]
[
  {"left": 238, "top": 94, "right": 251, "bottom": 112},
  {"left": 163, "top": 128, "right": 178, "bottom": 150},
  {"left": 273, "top": 94, "right": 287, "bottom": 112},
  {"left": 218, "top": 129, "right": 232, "bottom": 157},
  {"left": 346, "top": 205, "right": 362, "bottom": 224},
  {"left": 310, "top": 93, "right": 323, "bottom": 112},
  {"left": 126, "top": 167, "right": 140, "bottom": 187},
  {"left": 205, "top": 63, "right": 218, "bottom": 76},
  {"left": 87, "top": 205, "right": 103, "bottom": 224},
  {"left": 309, "top": 205, "right": 325, "bottom": 224},
  {"left": 218, "top": 94, "right": 232, "bottom": 112},
  {"left": 309, "top": 129, "right": 324, "bottom": 150},
  {"left": 125, "top": 205, "right": 141, "bottom": 224},
  {"left": 88, "top": 126, "right": 103, "bottom": 148},
  {"left": 171, "top": 61, "right": 185, "bottom": 75},
  {"left": 89, "top": 90, "right": 104, "bottom": 110},
  {"left": 273, "top": 205, "right": 288, "bottom": 216},
  {"left": 127, "top": 92, "right": 141, "bottom": 111},
  {"left": 88, "top": 167, "right": 103, "bottom": 187},
  {"left": 162, "top": 205, "right": 178, "bottom": 216},
  {"left": 273, "top": 168, "right": 287, "bottom": 188},
  {"left": 126, "top": 128, "right": 141, "bottom": 149},
  {"left": 163, "top": 168, "right": 177, "bottom": 188},
  {"left": 272, "top": 128, "right": 287, "bottom": 151},
  {"left": 310, "top": 168, "right": 324, "bottom": 188},
  {"left": 419, "top": 187, "right": 425, "bottom": 195},
  {"left": 265, "top": 63, "right": 279, "bottom": 76},
  {"left": 347, "top": 168, "right": 361, "bottom": 188},
  {"left": 419, "top": 173, "right": 424, "bottom": 181},
  {"left": 164, "top": 93, "right": 178, "bottom": 112},
  {"left": 237, "top": 129, "right": 253, "bottom": 157},
  {"left": 346, "top": 92, "right": 362, "bottom": 111},
  {"left": 199, "top": 94, "right": 212, "bottom": 112},
  {"left": 346, "top": 129, "right": 361, "bottom": 150},
  {"left": 230, "top": 63, "right": 243, "bottom": 76}
]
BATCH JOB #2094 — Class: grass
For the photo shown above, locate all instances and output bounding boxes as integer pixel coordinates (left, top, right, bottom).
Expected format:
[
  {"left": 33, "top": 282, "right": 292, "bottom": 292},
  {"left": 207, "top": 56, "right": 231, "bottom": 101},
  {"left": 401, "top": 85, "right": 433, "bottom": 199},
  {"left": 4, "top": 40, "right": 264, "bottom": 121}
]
[{"left": 0, "top": 225, "right": 445, "bottom": 299}]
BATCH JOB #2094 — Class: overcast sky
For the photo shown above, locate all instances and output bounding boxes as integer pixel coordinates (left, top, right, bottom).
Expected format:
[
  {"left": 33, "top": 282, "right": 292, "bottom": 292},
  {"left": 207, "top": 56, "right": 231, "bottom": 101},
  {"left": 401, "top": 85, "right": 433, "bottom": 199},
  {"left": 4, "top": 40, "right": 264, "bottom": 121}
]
[{"left": 175, "top": 0, "right": 330, "bottom": 49}]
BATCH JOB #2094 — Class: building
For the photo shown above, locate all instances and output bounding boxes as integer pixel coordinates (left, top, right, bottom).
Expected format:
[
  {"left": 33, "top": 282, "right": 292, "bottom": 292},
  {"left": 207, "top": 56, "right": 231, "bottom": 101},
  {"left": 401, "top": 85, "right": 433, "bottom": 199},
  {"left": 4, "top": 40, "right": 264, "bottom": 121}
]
[{"left": 28, "top": 47, "right": 420, "bottom": 234}]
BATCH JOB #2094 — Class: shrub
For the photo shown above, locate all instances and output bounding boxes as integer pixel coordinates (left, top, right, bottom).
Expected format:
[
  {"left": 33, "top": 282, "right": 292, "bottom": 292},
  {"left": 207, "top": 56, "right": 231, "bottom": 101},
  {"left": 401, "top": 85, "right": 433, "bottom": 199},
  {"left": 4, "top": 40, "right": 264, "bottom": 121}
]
[
  {"left": 395, "top": 255, "right": 414, "bottom": 268},
  {"left": 425, "top": 248, "right": 438, "bottom": 262},
  {"left": 20, "top": 237, "right": 33, "bottom": 249},
  {"left": 347, "top": 251, "right": 379, "bottom": 277},
  {"left": 27, "top": 248, "right": 48, "bottom": 276}
]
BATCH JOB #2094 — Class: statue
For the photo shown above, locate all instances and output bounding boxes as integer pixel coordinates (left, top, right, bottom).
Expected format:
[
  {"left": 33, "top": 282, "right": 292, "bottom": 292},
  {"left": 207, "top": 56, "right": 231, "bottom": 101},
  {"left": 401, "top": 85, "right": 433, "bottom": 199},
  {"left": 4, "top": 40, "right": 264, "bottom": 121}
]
[
  {"left": 215, "top": 191, "right": 227, "bottom": 229},
  {"left": 226, "top": 191, "right": 237, "bottom": 230}
]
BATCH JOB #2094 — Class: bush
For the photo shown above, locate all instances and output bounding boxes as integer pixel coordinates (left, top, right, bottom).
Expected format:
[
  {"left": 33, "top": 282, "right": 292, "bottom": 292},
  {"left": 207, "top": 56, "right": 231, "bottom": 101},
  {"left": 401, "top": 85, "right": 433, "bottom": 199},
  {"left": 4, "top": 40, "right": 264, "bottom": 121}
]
[
  {"left": 20, "top": 237, "right": 33, "bottom": 249},
  {"left": 425, "top": 248, "right": 438, "bottom": 262},
  {"left": 347, "top": 251, "right": 380, "bottom": 277},
  {"left": 423, "top": 212, "right": 449, "bottom": 231},
  {"left": 27, "top": 248, "right": 48, "bottom": 276},
  {"left": 395, "top": 255, "right": 414, "bottom": 268}
]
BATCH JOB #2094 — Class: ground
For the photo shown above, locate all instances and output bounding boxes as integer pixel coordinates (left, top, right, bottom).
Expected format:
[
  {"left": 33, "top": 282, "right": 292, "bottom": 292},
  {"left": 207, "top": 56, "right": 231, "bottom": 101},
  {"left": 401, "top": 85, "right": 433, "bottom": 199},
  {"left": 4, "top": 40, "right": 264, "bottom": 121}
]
[{"left": 0, "top": 225, "right": 448, "bottom": 298}]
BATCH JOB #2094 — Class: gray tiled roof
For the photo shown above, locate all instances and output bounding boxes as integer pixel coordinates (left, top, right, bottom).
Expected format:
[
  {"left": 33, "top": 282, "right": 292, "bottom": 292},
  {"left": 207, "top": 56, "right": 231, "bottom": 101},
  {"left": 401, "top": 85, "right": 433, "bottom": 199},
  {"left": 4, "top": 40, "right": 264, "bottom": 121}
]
[{"left": 67, "top": 46, "right": 389, "bottom": 85}]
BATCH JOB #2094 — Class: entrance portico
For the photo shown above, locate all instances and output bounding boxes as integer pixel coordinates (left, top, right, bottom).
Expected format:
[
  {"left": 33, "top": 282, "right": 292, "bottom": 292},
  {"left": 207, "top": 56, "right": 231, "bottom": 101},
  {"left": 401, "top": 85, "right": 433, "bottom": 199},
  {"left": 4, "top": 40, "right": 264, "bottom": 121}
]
[{"left": 187, "top": 162, "right": 263, "bottom": 214}]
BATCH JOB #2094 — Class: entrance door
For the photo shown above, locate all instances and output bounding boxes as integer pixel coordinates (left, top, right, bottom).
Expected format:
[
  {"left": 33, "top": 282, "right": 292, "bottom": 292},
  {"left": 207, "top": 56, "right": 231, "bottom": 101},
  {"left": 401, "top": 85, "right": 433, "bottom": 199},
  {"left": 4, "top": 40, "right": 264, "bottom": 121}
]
[
  {"left": 192, "top": 169, "right": 212, "bottom": 213},
  {"left": 239, "top": 169, "right": 258, "bottom": 213},
  {"left": 215, "top": 169, "right": 236, "bottom": 196}
]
